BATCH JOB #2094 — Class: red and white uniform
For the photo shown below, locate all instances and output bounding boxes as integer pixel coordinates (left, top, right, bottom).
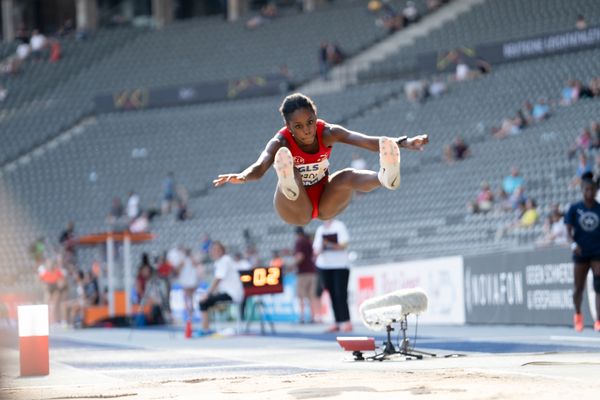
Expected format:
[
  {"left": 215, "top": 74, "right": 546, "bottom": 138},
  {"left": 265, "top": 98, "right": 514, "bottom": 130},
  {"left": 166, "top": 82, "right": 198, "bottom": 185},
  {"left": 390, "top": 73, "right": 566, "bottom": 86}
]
[{"left": 278, "top": 119, "right": 332, "bottom": 219}]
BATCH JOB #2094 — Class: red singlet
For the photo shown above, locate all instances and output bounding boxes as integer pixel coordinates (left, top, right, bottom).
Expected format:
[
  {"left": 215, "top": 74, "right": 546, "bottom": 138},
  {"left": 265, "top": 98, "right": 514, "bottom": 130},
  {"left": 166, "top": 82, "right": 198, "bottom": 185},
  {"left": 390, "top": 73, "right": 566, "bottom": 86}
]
[{"left": 278, "top": 120, "right": 332, "bottom": 219}]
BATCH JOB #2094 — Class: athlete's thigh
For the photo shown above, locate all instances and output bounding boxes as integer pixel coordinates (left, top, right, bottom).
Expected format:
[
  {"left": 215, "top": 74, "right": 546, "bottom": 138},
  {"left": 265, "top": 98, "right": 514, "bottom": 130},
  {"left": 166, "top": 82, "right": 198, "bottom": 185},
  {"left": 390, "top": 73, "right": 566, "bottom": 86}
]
[{"left": 317, "top": 174, "right": 355, "bottom": 220}]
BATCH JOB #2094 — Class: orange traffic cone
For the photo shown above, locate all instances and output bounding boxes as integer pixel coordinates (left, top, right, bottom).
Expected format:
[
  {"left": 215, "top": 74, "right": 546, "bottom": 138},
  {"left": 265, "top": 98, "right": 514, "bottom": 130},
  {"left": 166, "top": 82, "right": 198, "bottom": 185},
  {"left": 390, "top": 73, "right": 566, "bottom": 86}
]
[{"left": 185, "top": 319, "right": 192, "bottom": 338}]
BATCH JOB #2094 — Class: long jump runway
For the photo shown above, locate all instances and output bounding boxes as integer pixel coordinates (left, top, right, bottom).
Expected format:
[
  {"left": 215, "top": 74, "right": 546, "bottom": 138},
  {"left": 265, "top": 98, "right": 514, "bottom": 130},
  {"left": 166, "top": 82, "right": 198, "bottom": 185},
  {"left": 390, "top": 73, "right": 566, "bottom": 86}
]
[{"left": 1, "top": 324, "right": 600, "bottom": 399}]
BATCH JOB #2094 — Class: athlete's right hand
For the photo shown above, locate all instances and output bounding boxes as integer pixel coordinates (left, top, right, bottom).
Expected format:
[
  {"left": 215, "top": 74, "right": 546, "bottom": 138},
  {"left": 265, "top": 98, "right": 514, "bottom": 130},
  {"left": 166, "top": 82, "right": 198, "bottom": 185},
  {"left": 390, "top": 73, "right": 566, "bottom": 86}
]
[{"left": 213, "top": 173, "right": 247, "bottom": 187}]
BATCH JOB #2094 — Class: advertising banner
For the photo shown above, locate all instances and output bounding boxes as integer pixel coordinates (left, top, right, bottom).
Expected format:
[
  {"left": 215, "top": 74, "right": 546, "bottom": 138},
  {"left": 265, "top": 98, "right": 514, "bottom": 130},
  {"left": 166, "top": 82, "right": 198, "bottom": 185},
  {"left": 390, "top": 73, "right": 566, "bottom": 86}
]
[
  {"left": 94, "top": 74, "right": 288, "bottom": 113},
  {"left": 348, "top": 256, "right": 465, "bottom": 324},
  {"left": 464, "top": 247, "right": 594, "bottom": 325}
]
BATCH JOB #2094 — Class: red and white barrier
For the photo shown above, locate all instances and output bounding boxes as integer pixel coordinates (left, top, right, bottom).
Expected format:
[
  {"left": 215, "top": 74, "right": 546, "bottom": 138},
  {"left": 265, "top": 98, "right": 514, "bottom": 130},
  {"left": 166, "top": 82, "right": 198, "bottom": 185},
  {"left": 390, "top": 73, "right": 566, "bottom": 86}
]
[{"left": 17, "top": 305, "right": 49, "bottom": 376}]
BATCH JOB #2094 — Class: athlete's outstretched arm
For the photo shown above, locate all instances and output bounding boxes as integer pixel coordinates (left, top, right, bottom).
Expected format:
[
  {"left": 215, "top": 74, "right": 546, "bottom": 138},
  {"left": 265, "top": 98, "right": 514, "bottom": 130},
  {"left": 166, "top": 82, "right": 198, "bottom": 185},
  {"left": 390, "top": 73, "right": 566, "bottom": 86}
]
[
  {"left": 213, "top": 135, "right": 283, "bottom": 187},
  {"left": 326, "top": 124, "right": 429, "bottom": 151}
]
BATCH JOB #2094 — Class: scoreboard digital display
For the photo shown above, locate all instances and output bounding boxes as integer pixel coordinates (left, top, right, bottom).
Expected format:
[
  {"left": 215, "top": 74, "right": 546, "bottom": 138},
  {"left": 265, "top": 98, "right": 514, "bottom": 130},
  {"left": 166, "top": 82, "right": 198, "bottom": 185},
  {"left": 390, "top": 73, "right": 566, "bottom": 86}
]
[{"left": 239, "top": 266, "right": 284, "bottom": 296}]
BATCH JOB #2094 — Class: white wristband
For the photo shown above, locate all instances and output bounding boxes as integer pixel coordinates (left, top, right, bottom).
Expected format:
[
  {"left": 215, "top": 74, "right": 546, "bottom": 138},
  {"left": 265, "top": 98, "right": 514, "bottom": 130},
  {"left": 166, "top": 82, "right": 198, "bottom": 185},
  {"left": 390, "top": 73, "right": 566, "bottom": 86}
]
[{"left": 570, "top": 242, "right": 578, "bottom": 251}]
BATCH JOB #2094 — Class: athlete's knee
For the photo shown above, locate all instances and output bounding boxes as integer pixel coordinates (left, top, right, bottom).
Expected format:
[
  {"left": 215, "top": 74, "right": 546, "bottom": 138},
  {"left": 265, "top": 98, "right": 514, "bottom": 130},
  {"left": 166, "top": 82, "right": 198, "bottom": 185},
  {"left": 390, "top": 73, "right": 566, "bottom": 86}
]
[{"left": 594, "top": 275, "right": 600, "bottom": 293}]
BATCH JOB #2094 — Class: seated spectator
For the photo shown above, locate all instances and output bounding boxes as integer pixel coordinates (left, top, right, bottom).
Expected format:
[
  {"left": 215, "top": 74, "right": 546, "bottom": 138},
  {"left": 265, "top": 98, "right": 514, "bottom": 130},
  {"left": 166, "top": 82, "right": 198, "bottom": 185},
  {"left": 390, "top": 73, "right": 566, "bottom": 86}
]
[
  {"left": 492, "top": 111, "right": 525, "bottom": 139},
  {"left": 246, "top": 2, "right": 278, "bottom": 29},
  {"left": 326, "top": 43, "right": 345, "bottom": 67},
  {"left": 591, "top": 121, "right": 600, "bottom": 148},
  {"left": 405, "top": 79, "right": 428, "bottom": 103},
  {"left": 106, "top": 196, "right": 125, "bottom": 227},
  {"left": 428, "top": 76, "right": 447, "bottom": 97},
  {"left": 532, "top": 98, "right": 550, "bottom": 121},
  {"left": 576, "top": 14, "right": 587, "bottom": 30},
  {"left": 568, "top": 128, "right": 593, "bottom": 159},
  {"left": 16, "top": 42, "right": 31, "bottom": 60},
  {"left": 536, "top": 204, "right": 567, "bottom": 247},
  {"left": 49, "top": 39, "right": 61, "bottom": 63},
  {"left": 500, "top": 185, "right": 527, "bottom": 212},
  {"left": 590, "top": 77, "right": 600, "bottom": 97},
  {"left": 468, "top": 181, "right": 494, "bottom": 213},
  {"left": 443, "top": 136, "right": 470, "bottom": 164},
  {"left": 474, "top": 57, "right": 492, "bottom": 76},
  {"left": 29, "top": 29, "right": 48, "bottom": 59},
  {"left": 0, "top": 55, "right": 23, "bottom": 76},
  {"left": 496, "top": 198, "right": 538, "bottom": 240},
  {"left": 198, "top": 242, "right": 244, "bottom": 335},
  {"left": 520, "top": 101, "right": 534, "bottom": 127},
  {"left": 162, "top": 172, "right": 176, "bottom": 214},
  {"left": 570, "top": 152, "right": 593, "bottom": 188},
  {"left": 455, "top": 59, "right": 470, "bottom": 81},
  {"left": 402, "top": 1, "right": 419, "bottom": 24},
  {"left": 502, "top": 166, "right": 524, "bottom": 196},
  {"left": 126, "top": 191, "right": 140, "bottom": 221},
  {"left": 58, "top": 19, "right": 75, "bottom": 37},
  {"left": 130, "top": 211, "right": 150, "bottom": 233},
  {"left": 561, "top": 80, "right": 577, "bottom": 106}
]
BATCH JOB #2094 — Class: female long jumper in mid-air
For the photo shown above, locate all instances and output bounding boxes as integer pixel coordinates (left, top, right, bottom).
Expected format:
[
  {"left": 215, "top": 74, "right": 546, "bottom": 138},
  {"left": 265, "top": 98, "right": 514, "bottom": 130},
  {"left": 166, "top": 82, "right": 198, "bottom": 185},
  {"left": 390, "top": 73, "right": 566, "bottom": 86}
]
[{"left": 213, "top": 93, "right": 429, "bottom": 226}]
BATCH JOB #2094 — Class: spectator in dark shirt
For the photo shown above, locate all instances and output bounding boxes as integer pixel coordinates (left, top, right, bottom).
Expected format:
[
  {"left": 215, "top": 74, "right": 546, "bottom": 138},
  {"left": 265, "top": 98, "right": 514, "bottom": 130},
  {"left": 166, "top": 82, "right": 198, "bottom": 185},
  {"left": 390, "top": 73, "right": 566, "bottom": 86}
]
[
  {"left": 443, "top": 136, "right": 470, "bottom": 164},
  {"left": 294, "top": 227, "right": 318, "bottom": 324}
]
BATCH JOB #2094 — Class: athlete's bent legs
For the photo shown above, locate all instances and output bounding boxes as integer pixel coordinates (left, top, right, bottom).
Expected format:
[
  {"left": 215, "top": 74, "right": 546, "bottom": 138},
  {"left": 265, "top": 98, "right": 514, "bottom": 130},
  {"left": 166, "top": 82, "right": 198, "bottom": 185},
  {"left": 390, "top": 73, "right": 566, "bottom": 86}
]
[
  {"left": 317, "top": 168, "right": 380, "bottom": 220},
  {"left": 273, "top": 155, "right": 312, "bottom": 226}
]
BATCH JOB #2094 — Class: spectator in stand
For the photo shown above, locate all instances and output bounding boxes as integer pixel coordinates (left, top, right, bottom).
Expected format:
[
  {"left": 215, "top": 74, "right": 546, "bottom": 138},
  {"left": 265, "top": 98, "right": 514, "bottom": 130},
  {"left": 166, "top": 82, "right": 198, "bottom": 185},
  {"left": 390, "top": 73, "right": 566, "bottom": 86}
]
[
  {"left": 49, "top": 39, "right": 61, "bottom": 63},
  {"left": 532, "top": 98, "right": 551, "bottom": 122},
  {"left": 16, "top": 41, "right": 31, "bottom": 60},
  {"left": 175, "top": 183, "right": 190, "bottom": 221},
  {"left": 30, "top": 237, "right": 46, "bottom": 264},
  {"left": 568, "top": 128, "right": 593, "bottom": 159},
  {"left": 520, "top": 101, "right": 534, "bottom": 126},
  {"left": 570, "top": 152, "right": 593, "bottom": 188},
  {"left": 58, "top": 19, "right": 75, "bottom": 37},
  {"left": 593, "top": 154, "right": 600, "bottom": 182},
  {"left": 402, "top": 1, "right": 419, "bottom": 24},
  {"left": 404, "top": 79, "right": 427, "bottom": 103},
  {"left": 428, "top": 76, "right": 447, "bottom": 97},
  {"left": 326, "top": 43, "right": 345, "bottom": 67},
  {"left": 319, "top": 41, "right": 329, "bottom": 78},
  {"left": 502, "top": 167, "right": 524, "bottom": 195},
  {"left": 500, "top": 185, "right": 527, "bottom": 212},
  {"left": 199, "top": 233, "right": 213, "bottom": 262},
  {"left": 107, "top": 197, "right": 124, "bottom": 227},
  {"left": 455, "top": 58, "right": 470, "bottom": 81},
  {"left": 0, "top": 85, "right": 7, "bottom": 102},
  {"left": 29, "top": 29, "right": 48, "bottom": 59},
  {"left": 591, "top": 121, "right": 600, "bottom": 148},
  {"left": 59, "top": 221, "right": 76, "bottom": 265},
  {"left": 590, "top": 77, "right": 600, "bottom": 97},
  {"left": 575, "top": 14, "right": 587, "bottom": 30},
  {"left": 496, "top": 198, "right": 538, "bottom": 240},
  {"left": 246, "top": 2, "right": 278, "bottom": 29},
  {"left": 468, "top": 181, "right": 494, "bottom": 214},
  {"left": 162, "top": 172, "right": 176, "bottom": 214},
  {"left": 130, "top": 211, "right": 150, "bottom": 233},
  {"left": 443, "top": 136, "right": 470, "bottom": 164},
  {"left": 294, "top": 227, "right": 319, "bottom": 324},
  {"left": 126, "top": 191, "right": 140, "bottom": 220},
  {"left": 198, "top": 242, "right": 244, "bottom": 335},
  {"left": 492, "top": 111, "right": 525, "bottom": 139},
  {"left": 536, "top": 204, "right": 568, "bottom": 247},
  {"left": 427, "top": 0, "right": 442, "bottom": 11}
]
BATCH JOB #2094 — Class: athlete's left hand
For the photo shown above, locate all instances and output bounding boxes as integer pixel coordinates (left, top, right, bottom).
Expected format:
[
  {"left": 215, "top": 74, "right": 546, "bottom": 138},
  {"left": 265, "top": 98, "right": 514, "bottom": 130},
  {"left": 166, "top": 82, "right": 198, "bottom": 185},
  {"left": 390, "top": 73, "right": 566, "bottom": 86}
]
[{"left": 402, "top": 134, "right": 429, "bottom": 151}]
